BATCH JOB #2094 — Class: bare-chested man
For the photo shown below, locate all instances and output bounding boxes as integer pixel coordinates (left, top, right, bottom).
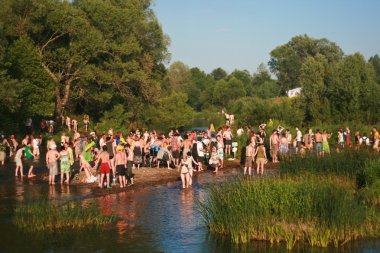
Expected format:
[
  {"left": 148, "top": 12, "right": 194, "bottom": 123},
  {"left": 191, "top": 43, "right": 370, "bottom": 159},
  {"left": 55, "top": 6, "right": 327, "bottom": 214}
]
[
  {"left": 223, "top": 127, "right": 233, "bottom": 156},
  {"left": 96, "top": 146, "right": 111, "bottom": 188},
  {"left": 182, "top": 134, "right": 193, "bottom": 159},
  {"left": 126, "top": 144, "right": 134, "bottom": 185},
  {"left": 72, "top": 118, "right": 78, "bottom": 132},
  {"left": 114, "top": 147, "right": 127, "bottom": 188},
  {"left": 46, "top": 147, "right": 60, "bottom": 185},
  {"left": 66, "top": 116, "right": 71, "bottom": 132}
]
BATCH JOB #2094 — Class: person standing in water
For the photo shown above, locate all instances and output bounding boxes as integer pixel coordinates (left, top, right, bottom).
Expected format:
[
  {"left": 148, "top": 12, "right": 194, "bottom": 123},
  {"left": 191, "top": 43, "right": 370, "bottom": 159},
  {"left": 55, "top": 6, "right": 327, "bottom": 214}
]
[
  {"left": 114, "top": 146, "right": 127, "bottom": 188},
  {"left": 46, "top": 146, "right": 60, "bottom": 185},
  {"left": 14, "top": 146, "right": 26, "bottom": 177},
  {"left": 25, "top": 142, "right": 36, "bottom": 178},
  {"left": 60, "top": 144, "right": 71, "bottom": 184},
  {"left": 180, "top": 151, "right": 198, "bottom": 189},
  {"left": 97, "top": 145, "right": 112, "bottom": 189}
]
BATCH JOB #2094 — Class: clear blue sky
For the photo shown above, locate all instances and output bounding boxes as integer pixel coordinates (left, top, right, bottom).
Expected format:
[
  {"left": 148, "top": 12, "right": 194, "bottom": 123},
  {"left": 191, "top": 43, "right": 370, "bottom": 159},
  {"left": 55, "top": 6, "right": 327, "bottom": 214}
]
[{"left": 152, "top": 0, "right": 380, "bottom": 74}]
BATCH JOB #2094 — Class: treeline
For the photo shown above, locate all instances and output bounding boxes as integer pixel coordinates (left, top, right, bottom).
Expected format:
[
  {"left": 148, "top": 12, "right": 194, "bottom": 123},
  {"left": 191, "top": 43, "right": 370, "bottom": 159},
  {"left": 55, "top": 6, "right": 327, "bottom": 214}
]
[{"left": 0, "top": 0, "right": 380, "bottom": 132}]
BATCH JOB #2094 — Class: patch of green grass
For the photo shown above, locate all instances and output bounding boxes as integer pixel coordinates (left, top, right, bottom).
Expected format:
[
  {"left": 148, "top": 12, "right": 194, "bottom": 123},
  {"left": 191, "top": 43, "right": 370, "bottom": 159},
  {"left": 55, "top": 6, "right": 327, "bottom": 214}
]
[
  {"left": 199, "top": 176, "right": 380, "bottom": 249},
  {"left": 13, "top": 199, "right": 115, "bottom": 233}
]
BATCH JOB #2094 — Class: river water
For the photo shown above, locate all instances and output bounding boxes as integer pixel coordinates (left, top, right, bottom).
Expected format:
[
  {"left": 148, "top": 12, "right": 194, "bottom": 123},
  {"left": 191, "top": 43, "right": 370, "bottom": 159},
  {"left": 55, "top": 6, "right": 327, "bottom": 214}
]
[{"left": 0, "top": 163, "right": 379, "bottom": 253}]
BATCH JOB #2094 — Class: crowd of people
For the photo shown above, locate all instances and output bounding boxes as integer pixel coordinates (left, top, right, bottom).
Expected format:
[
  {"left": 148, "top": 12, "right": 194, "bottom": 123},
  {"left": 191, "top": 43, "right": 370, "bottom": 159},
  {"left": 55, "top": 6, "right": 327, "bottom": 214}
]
[
  {"left": 1, "top": 116, "right": 380, "bottom": 189},
  {"left": 0, "top": 117, "right": 238, "bottom": 189}
]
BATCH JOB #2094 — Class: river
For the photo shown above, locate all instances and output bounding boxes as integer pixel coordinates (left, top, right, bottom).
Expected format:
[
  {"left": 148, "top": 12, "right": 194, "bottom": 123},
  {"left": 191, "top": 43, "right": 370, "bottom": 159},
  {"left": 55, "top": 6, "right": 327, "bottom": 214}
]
[{"left": 0, "top": 162, "right": 379, "bottom": 253}]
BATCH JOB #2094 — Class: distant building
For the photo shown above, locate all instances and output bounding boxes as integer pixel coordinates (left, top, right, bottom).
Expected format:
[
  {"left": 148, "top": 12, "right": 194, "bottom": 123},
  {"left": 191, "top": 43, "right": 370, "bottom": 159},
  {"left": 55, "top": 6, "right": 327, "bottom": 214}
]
[{"left": 287, "top": 87, "right": 302, "bottom": 98}]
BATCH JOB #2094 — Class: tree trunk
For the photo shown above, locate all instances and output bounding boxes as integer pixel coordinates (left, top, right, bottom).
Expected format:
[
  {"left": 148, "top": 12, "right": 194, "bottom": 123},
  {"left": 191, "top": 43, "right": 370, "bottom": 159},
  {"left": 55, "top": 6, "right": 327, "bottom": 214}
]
[{"left": 54, "top": 80, "right": 71, "bottom": 122}]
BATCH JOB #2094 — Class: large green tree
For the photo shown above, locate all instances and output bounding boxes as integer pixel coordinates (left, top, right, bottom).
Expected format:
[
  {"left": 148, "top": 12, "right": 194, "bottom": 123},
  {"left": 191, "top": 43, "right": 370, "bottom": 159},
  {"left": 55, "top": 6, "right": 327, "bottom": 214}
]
[
  {"left": 299, "top": 54, "right": 330, "bottom": 123},
  {"left": 269, "top": 34, "right": 343, "bottom": 94},
  {"left": 1, "top": 0, "right": 169, "bottom": 122},
  {"left": 369, "top": 54, "right": 380, "bottom": 84}
]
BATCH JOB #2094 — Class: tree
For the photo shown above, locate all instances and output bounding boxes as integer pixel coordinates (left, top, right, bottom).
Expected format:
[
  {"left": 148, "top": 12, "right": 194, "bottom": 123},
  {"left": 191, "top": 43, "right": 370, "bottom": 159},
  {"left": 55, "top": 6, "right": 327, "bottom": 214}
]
[
  {"left": 5, "top": 37, "right": 55, "bottom": 117},
  {"left": 252, "top": 80, "right": 280, "bottom": 99},
  {"left": 269, "top": 34, "right": 343, "bottom": 94},
  {"left": 369, "top": 54, "right": 380, "bottom": 84},
  {"left": 163, "top": 61, "right": 190, "bottom": 92},
  {"left": 229, "top": 69, "right": 253, "bottom": 96},
  {"left": 252, "top": 63, "right": 272, "bottom": 86},
  {"left": 148, "top": 92, "right": 195, "bottom": 130},
  {"left": 0, "top": 0, "right": 169, "bottom": 122},
  {"left": 299, "top": 54, "right": 330, "bottom": 123},
  {"left": 227, "top": 77, "right": 246, "bottom": 99},
  {"left": 327, "top": 53, "right": 380, "bottom": 123},
  {"left": 211, "top": 67, "right": 227, "bottom": 81},
  {"left": 185, "top": 67, "right": 215, "bottom": 110},
  {"left": 212, "top": 79, "right": 229, "bottom": 106}
]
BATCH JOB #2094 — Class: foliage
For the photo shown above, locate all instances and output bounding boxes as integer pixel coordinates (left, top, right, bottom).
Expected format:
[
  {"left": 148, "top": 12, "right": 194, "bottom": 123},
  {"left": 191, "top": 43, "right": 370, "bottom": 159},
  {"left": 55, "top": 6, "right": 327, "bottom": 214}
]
[
  {"left": 95, "top": 104, "right": 132, "bottom": 133},
  {"left": 211, "top": 67, "right": 228, "bottom": 80},
  {"left": 228, "top": 97, "right": 303, "bottom": 128},
  {"left": 147, "top": 92, "right": 195, "bottom": 131},
  {"left": 0, "top": 0, "right": 169, "bottom": 121},
  {"left": 369, "top": 54, "right": 380, "bottom": 84},
  {"left": 269, "top": 34, "right": 343, "bottom": 93}
]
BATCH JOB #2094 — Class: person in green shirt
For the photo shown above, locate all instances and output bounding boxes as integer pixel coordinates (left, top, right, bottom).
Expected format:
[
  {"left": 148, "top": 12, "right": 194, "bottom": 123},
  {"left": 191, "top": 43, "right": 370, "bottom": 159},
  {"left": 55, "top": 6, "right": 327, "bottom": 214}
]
[{"left": 25, "top": 143, "right": 35, "bottom": 178}]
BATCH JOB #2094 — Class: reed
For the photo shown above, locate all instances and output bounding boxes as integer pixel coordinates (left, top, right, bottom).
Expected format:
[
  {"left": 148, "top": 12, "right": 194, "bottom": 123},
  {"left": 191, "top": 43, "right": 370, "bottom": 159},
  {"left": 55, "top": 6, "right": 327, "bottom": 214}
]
[
  {"left": 13, "top": 199, "right": 115, "bottom": 233},
  {"left": 199, "top": 176, "right": 379, "bottom": 249}
]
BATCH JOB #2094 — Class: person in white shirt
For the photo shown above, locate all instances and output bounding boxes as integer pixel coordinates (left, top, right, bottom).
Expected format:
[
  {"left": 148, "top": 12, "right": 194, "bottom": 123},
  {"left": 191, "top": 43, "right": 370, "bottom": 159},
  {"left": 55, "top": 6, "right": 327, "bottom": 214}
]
[{"left": 295, "top": 127, "right": 302, "bottom": 154}]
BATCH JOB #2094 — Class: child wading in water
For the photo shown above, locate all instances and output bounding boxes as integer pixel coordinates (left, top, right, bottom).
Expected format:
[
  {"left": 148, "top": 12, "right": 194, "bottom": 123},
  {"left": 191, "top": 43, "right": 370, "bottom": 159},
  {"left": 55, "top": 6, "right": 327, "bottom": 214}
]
[
  {"left": 96, "top": 146, "right": 112, "bottom": 189},
  {"left": 15, "top": 146, "right": 26, "bottom": 177},
  {"left": 25, "top": 142, "right": 36, "bottom": 178}
]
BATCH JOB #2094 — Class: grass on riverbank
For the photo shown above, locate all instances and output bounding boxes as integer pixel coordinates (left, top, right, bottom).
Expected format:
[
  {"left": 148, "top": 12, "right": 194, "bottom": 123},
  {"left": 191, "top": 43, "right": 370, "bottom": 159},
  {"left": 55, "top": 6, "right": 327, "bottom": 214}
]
[
  {"left": 280, "top": 149, "right": 380, "bottom": 206},
  {"left": 199, "top": 176, "right": 380, "bottom": 250},
  {"left": 279, "top": 149, "right": 375, "bottom": 178},
  {"left": 13, "top": 199, "right": 115, "bottom": 233}
]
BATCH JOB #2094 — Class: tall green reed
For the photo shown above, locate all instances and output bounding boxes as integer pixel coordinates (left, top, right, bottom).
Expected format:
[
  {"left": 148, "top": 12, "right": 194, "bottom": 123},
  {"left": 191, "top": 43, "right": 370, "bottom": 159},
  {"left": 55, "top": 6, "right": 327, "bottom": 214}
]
[
  {"left": 199, "top": 176, "right": 379, "bottom": 249},
  {"left": 13, "top": 199, "right": 115, "bottom": 233}
]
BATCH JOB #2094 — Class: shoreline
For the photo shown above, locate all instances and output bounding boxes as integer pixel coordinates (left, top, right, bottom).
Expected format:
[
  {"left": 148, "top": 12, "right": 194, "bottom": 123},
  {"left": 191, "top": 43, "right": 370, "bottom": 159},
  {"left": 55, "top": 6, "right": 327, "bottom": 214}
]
[{"left": 0, "top": 158, "right": 280, "bottom": 201}]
